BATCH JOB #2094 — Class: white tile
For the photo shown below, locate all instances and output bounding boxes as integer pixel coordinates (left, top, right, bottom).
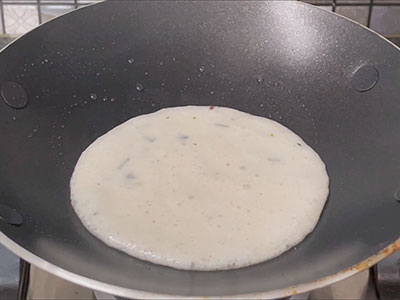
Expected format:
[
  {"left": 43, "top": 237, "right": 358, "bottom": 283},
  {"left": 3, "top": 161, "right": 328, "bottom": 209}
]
[{"left": 4, "top": 5, "right": 38, "bottom": 35}]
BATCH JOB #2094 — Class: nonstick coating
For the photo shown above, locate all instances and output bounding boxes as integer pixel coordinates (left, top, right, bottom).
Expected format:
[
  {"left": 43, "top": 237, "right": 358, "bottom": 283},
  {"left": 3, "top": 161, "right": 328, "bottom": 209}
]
[{"left": 0, "top": 1, "right": 400, "bottom": 297}]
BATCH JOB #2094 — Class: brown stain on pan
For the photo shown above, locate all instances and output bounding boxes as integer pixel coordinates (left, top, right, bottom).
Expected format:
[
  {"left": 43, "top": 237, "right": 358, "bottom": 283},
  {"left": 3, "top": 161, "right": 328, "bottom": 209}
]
[
  {"left": 246, "top": 237, "right": 400, "bottom": 299},
  {"left": 199, "top": 239, "right": 400, "bottom": 299},
  {"left": 351, "top": 238, "right": 400, "bottom": 272},
  {"left": 294, "top": 237, "right": 400, "bottom": 291}
]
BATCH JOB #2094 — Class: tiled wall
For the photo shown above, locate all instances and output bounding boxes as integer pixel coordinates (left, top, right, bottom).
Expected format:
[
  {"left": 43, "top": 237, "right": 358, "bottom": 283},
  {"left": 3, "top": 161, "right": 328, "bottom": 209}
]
[
  {"left": 305, "top": 0, "right": 400, "bottom": 36},
  {"left": 0, "top": 0, "right": 95, "bottom": 35},
  {"left": 0, "top": 0, "right": 400, "bottom": 37},
  {"left": 370, "top": 6, "right": 400, "bottom": 36}
]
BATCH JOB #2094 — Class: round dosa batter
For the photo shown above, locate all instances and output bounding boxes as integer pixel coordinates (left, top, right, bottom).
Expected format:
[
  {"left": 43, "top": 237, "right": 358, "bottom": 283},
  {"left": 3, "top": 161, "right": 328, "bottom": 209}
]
[{"left": 71, "top": 106, "right": 329, "bottom": 271}]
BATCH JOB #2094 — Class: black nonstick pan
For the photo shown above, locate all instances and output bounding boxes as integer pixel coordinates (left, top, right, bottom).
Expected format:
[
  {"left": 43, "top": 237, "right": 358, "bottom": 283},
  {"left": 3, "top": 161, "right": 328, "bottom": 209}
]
[{"left": 0, "top": 1, "right": 400, "bottom": 298}]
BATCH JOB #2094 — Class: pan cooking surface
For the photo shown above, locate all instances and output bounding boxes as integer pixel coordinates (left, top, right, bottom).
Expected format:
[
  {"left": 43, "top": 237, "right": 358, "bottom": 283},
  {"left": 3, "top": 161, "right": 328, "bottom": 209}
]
[
  {"left": 70, "top": 106, "right": 329, "bottom": 271},
  {"left": 0, "top": 1, "right": 399, "bottom": 297}
]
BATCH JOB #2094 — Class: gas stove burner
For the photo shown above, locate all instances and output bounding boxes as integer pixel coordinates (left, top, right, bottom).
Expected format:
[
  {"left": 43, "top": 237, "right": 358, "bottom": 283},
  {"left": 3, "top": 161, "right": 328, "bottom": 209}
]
[{"left": 374, "top": 249, "right": 400, "bottom": 300}]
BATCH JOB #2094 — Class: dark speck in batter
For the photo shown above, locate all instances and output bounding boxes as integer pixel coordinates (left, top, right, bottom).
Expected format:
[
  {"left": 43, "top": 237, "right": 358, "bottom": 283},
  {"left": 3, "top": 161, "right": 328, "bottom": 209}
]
[
  {"left": 126, "top": 173, "right": 135, "bottom": 179},
  {"left": 144, "top": 136, "right": 156, "bottom": 143},
  {"left": 215, "top": 123, "right": 229, "bottom": 128},
  {"left": 118, "top": 157, "right": 130, "bottom": 169}
]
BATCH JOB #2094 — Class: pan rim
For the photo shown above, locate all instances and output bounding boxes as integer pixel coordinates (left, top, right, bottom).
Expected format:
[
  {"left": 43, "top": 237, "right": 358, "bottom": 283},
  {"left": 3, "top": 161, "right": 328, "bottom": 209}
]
[
  {"left": 0, "top": 0, "right": 400, "bottom": 298},
  {"left": 300, "top": 1, "right": 400, "bottom": 52},
  {"left": 0, "top": 231, "right": 398, "bottom": 299}
]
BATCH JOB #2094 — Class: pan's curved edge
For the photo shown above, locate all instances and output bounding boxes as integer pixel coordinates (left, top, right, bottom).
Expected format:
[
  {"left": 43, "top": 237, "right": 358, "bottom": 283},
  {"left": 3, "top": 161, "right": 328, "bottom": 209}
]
[
  {"left": 0, "top": 0, "right": 103, "bottom": 56},
  {"left": 0, "top": 1, "right": 398, "bottom": 299},
  {"left": 0, "top": 230, "right": 398, "bottom": 299},
  {"left": 297, "top": 1, "right": 400, "bottom": 52}
]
